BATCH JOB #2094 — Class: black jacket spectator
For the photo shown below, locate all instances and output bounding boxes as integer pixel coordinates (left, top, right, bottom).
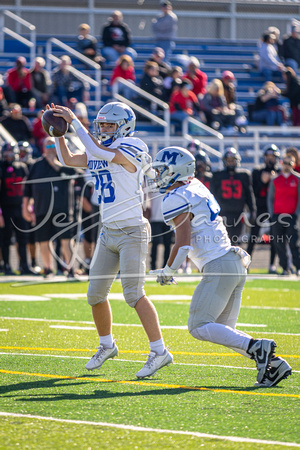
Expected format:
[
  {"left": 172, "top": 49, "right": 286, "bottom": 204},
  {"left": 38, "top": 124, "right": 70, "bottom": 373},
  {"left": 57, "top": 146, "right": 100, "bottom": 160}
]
[{"left": 0, "top": 104, "right": 32, "bottom": 142}]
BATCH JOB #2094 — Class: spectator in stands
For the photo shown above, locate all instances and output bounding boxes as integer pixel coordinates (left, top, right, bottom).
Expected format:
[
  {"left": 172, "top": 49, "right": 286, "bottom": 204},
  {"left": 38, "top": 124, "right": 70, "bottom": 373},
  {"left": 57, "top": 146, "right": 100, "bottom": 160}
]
[
  {"left": 51, "top": 55, "right": 88, "bottom": 106},
  {"left": 76, "top": 23, "right": 104, "bottom": 66},
  {"left": 74, "top": 102, "right": 90, "bottom": 130},
  {"left": 146, "top": 47, "right": 171, "bottom": 80},
  {"left": 162, "top": 65, "right": 183, "bottom": 102},
  {"left": 0, "top": 142, "right": 34, "bottom": 275},
  {"left": 286, "top": 146, "right": 300, "bottom": 173},
  {"left": 101, "top": 11, "right": 137, "bottom": 64},
  {"left": 5, "top": 56, "right": 33, "bottom": 108},
  {"left": 221, "top": 70, "right": 248, "bottom": 131},
  {"left": 139, "top": 61, "right": 164, "bottom": 108},
  {"left": 282, "top": 25, "right": 300, "bottom": 73},
  {"left": 110, "top": 54, "right": 136, "bottom": 100},
  {"left": 200, "top": 79, "right": 236, "bottom": 132},
  {"left": 267, "top": 26, "right": 283, "bottom": 60},
  {"left": 32, "top": 110, "right": 48, "bottom": 155},
  {"left": 0, "top": 103, "right": 32, "bottom": 143},
  {"left": 30, "top": 57, "right": 51, "bottom": 109},
  {"left": 169, "top": 79, "right": 201, "bottom": 133},
  {"left": 252, "top": 81, "right": 286, "bottom": 126},
  {"left": 0, "top": 75, "right": 9, "bottom": 117},
  {"left": 151, "top": 0, "right": 178, "bottom": 61},
  {"left": 281, "top": 66, "right": 300, "bottom": 126},
  {"left": 259, "top": 32, "right": 285, "bottom": 82},
  {"left": 210, "top": 147, "right": 256, "bottom": 244},
  {"left": 183, "top": 57, "right": 207, "bottom": 98},
  {"left": 267, "top": 153, "right": 300, "bottom": 276},
  {"left": 246, "top": 144, "right": 280, "bottom": 274},
  {"left": 22, "top": 137, "right": 76, "bottom": 278}
]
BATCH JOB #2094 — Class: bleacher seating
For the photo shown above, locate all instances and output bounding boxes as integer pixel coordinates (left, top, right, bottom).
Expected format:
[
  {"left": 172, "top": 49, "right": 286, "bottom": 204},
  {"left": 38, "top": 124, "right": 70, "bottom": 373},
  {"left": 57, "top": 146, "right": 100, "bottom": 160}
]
[{"left": 0, "top": 34, "right": 297, "bottom": 167}]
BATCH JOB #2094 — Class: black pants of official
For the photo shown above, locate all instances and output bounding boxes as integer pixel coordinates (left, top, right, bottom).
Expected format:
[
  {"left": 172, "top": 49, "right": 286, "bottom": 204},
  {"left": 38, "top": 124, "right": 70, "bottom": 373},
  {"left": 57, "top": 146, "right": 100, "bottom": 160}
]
[
  {"left": 246, "top": 209, "right": 276, "bottom": 266},
  {"left": 272, "top": 214, "right": 300, "bottom": 271},
  {"left": 150, "top": 222, "right": 173, "bottom": 271},
  {"left": 2, "top": 206, "right": 29, "bottom": 268}
]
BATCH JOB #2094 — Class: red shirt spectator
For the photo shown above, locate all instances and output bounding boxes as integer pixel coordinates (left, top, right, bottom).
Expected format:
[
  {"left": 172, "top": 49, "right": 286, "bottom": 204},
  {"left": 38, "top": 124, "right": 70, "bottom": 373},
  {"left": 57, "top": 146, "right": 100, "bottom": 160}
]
[
  {"left": 5, "top": 56, "right": 32, "bottom": 107},
  {"left": 110, "top": 55, "right": 136, "bottom": 85},
  {"left": 183, "top": 56, "right": 207, "bottom": 97},
  {"left": 169, "top": 87, "right": 199, "bottom": 114}
]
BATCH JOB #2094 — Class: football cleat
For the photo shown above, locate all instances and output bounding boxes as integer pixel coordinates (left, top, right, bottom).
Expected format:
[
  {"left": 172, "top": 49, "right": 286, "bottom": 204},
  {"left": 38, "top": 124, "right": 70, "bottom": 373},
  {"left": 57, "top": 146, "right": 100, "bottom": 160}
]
[
  {"left": 136, "top": 349, "right": 173, "bottom": 378},
  {"left": 248, "top": 338, "right": 276, "bottom": 383},
  {"left": 255, "top": 356, "right": 292, "bottom": 387},
  {"left": 85, "top": 342, "right": 118, "bottom": 371}
]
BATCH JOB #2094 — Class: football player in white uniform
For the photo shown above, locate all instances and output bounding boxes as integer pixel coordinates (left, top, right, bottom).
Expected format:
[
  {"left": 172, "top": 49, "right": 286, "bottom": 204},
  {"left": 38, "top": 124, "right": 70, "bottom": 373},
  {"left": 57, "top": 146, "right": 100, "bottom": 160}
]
[
  {"left": 150, "top": 146, "right": 292, "bottom": 387},
  {"left": 51, "top": 101, "right": 173, "bottom": 378}
]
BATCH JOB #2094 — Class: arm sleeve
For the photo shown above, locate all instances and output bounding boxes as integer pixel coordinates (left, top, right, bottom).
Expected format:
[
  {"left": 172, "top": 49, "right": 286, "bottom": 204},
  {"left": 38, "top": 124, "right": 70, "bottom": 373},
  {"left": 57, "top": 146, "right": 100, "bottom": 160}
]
[
  {"left": 267, "top": 180, "right": 275, "bottom": 216},
  {"left": 245, "top": 173, "right": 256, "bottom": 213},
  {"left": 71, "top": 119, "right": 115, "bottom": 162}
]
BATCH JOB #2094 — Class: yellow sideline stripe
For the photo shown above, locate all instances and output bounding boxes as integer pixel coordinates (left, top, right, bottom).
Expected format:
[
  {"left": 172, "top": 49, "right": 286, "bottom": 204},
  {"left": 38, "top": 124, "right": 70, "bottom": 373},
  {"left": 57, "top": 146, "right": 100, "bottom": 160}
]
[
  {"left": 0, "top": 346, "right": 299, "bottom": 358},
  {"left": 0, "top": 369, "right": 298, "bottom": 399}
]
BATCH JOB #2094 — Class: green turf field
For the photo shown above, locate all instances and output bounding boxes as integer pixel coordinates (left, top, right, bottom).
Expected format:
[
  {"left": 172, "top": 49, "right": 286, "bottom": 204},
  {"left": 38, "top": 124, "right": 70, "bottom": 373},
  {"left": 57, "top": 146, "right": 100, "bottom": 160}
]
[{"left": 0, "top": 278, "right": 299, "bottom": 449}]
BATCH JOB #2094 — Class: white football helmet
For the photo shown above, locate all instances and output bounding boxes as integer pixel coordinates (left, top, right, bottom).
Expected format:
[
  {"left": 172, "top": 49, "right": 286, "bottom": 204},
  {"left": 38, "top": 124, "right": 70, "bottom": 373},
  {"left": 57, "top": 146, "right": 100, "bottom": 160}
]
[
  {"left": 94, "top": 102, "right": 136, "bottom": 146},
  {"left": 152, "top": 146, "right": 195, "bottom": 193}
]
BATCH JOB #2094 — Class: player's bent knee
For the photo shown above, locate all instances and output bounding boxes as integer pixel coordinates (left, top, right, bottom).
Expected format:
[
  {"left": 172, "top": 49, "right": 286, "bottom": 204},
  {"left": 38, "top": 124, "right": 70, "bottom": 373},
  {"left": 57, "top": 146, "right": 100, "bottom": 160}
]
[
  {"left": 125, "top": 295, "right": 139, "bottom": 308},
  {"left": 87, "top": 295, "right": 107, "bottom": 306},
  {"left": 189, "top": 323, "right": 211, "bottom": 341}
]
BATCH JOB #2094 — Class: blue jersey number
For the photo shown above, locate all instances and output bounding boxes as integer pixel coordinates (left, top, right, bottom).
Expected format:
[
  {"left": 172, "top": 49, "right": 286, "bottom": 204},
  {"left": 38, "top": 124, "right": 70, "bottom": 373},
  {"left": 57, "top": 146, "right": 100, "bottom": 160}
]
[
  {"left": 91, "top": 170, "right": 115, "bottom": 204},
  {"left": 207, "top": 194, "right": 220, "bottom": 221}
]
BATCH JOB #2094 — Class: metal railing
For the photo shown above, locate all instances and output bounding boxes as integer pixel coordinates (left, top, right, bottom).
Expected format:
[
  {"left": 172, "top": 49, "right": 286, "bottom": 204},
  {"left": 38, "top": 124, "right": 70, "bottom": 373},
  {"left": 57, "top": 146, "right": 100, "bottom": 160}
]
[
  {"left": 111, "top": 78, "right": 170, "bottom": 143},
  {"left": 46, "top": 37, "right": 101, "bottom": 108},
  {"left": 0, "top": 10, "right": 36, "bottom": 65}
]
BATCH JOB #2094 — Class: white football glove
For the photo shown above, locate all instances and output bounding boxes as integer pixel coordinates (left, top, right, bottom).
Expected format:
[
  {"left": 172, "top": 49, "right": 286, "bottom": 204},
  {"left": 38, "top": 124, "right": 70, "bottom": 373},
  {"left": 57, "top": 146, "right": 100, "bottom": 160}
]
[
  {"left": 139, "top": 153, "right": 156, "bottom": 180},
  {"left": 149, "top": 266, "right": 177, "bottom": 286}
]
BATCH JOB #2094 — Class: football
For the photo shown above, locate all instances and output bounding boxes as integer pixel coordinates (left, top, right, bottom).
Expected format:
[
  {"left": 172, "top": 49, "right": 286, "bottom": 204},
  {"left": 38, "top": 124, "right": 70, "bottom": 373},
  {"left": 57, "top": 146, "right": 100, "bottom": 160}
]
[{"left": 41, "top": 109, "right": 68, "bottom": 138}]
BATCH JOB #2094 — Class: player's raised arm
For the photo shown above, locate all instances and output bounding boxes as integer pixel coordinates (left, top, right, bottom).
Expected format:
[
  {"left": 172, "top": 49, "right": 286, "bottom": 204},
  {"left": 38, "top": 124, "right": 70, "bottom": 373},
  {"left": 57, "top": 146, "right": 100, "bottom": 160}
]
[{"left": 55, "top": 136, "right": 87, "bottom": 168}]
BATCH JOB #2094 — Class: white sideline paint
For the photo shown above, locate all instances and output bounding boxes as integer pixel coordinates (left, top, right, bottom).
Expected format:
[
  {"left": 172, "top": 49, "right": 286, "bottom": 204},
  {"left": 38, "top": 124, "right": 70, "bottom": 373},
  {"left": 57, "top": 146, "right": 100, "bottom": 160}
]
[
  {"left": 1, "top": 352, "right": 299, "bottom": 374},
  {"left": 0, "top": 329, "right": 8, "bottom": 332},
  {"left": 48, "top": 323, "right": 266, "bottom": 330},
  {"left": 49, "top": 325, "right": 95, "bottom": 331},
  {"left": 0, "top": 412, "right": 299, "bottom": 447},
  {"left": 1, "top": 317, "right": 300, "bottom": 335},
  {"left": 0, "top": 295, "right": 49, "bottom": 302}
]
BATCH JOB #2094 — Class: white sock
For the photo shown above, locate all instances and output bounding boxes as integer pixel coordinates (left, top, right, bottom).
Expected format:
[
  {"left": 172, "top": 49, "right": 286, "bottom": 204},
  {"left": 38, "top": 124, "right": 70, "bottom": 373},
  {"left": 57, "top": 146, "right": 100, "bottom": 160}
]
[
  {"left": 190, "top": 323, "right": 252, "bottom": 358},
  {"left": 150, "top": 338, "right": 165, "bottom": 355},
  {"left": 99, "top": 334, "right": 114, "bottom": 349}
]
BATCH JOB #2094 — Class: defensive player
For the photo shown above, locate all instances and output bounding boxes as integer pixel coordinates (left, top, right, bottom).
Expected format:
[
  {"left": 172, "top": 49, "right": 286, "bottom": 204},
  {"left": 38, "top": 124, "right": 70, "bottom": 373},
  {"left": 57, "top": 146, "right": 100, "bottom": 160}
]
[
  {"left": 51, "top": 101, "right": 173, "bottom": 378},
  {"left": 150, "top": 146, "right": 291, "bottom": 387},
  {"left": 210, "top": 147, "right": 256, "bottom": 243}
]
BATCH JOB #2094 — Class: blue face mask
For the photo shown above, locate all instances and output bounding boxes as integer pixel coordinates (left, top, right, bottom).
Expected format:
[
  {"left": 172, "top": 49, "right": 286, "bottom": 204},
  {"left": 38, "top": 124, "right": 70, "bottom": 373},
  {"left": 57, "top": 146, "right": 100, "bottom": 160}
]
[{"left": 101, "top": 136, "right": 114, "bottom": 147}]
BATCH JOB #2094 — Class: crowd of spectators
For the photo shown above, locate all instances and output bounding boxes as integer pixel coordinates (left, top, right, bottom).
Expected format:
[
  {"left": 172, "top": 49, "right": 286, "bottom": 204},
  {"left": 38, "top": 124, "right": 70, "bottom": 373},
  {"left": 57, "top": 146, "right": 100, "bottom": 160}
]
[{"left": 1, "top": 5, "right": 300, "bottom": 276}]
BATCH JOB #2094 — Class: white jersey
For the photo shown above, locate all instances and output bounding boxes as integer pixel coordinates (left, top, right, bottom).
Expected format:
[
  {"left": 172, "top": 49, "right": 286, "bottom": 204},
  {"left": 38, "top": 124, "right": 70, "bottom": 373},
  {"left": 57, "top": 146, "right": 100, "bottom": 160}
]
[
  {"left": 162, "top": 178, "right": 231, "bottom": 271},
  {"left": 85, "top": 136, "right": 148, "bottom": 228}
]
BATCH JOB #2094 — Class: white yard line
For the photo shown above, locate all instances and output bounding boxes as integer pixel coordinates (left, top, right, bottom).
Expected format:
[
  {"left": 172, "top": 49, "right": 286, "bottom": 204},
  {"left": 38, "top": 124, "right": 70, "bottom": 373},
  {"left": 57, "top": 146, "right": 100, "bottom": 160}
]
[
  {"left": 1, "top": 317, "right": 299, "bottom": 335},
  {"left": 0, "top": 412, "right": 299, "bottom": 447},
  {"left": 0, "top": 352, "right": 299, "bottom": 373}
]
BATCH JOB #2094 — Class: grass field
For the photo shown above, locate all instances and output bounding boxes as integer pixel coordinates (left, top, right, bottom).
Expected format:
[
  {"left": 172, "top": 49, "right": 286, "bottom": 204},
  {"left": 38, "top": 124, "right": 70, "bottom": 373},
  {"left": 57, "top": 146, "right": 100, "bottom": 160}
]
[{"left": 0, "top": 277, "right": 299, "bottom": 449}]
